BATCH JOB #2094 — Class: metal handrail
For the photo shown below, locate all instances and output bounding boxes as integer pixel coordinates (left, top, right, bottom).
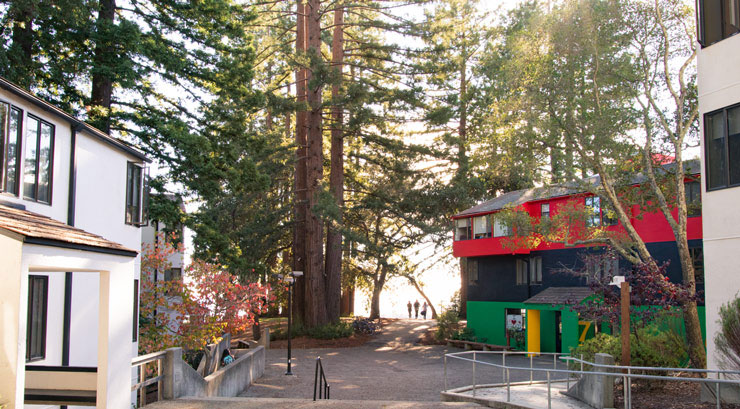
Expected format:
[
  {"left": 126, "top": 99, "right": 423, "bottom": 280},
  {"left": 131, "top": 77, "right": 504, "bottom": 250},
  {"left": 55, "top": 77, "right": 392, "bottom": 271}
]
[
  {"left": 132, "top": 351, "right": 166, "bottom": 407},
  {"left": 444, "top": 350, "right": 740, "bottom": 409},
  {"left": 313, "top": 356, "right": 330, "bottom": 401}
]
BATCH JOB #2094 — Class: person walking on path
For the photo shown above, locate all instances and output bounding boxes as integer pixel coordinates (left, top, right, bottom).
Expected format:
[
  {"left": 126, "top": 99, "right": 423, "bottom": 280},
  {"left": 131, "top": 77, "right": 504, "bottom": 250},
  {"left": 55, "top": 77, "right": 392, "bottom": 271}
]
[
  {"left": 413, "top": 300, "right": 420, "bottom": 319},
  {"left": 421, "top": 302, "right": 428, "bottom": 320},
  {"left": 407, "top": 301, "right": 412, "bottom": 318}
]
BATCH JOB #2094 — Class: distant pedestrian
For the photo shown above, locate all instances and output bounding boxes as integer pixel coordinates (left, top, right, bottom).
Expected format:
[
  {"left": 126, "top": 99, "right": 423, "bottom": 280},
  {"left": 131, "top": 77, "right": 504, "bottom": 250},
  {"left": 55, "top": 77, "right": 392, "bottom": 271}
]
[
  {"left": 413, "top": 300, "right": 420, "bottom": 319},
  {"left": 407, "top": 301, "right": 412, "bottom": 319},
  {"left": 421, "top": 302, "right": 428, "bottom": 320}
]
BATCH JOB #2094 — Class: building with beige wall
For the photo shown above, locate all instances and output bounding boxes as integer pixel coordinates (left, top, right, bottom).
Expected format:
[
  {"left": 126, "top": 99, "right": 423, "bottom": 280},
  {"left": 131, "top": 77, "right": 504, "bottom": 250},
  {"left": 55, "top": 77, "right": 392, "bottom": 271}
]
[
  {"left": 696, "top": 0, "right": 740, "bottom": 371},
  {"left": 0, "top": 77, "right": 149, "bottom": 408}
]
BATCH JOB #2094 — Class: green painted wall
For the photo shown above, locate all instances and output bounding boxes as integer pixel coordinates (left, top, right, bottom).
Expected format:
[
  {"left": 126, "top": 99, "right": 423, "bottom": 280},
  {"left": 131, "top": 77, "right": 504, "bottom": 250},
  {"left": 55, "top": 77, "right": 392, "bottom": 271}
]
[
  {"left": 467, "top": 301, "right": 527, "bottom": 346},
  {"left": 540, "top": 310, "right": 557, "bottom": 352}
]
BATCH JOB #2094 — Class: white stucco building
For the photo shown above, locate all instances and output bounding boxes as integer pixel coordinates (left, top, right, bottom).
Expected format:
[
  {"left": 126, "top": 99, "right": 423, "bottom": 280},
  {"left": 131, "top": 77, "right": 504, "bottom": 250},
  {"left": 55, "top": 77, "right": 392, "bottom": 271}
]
[
  {"left": 0, "top": 77, "right": 149, "bottom": 408},
  {"left": 696, "top": 1, "right": 740, "bottom": 371}
]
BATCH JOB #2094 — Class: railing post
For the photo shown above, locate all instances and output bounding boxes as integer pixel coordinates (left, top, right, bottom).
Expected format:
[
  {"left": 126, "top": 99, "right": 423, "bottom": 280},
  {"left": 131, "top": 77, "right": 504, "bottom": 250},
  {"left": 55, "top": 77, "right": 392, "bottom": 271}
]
[
  {"left": 502, "top": 350, "right": 506, "bottom": 381},
  {"left": 553, "top": 353, "right": 557, "bottom": 369},
  {"left": 716, "top": 380, "right": 721, "bottom": 409},
  {"left": 472, "top": 351, "right": 477, "bottom": 397},
  {"left": 623, "top": 375, "right": 628, "bottom": 409},
  {"left": 717, "top": 372, "right": 721, "bottom": 409},
  {"left": 139, "top": 364, "right": 146, "bottom": 406},
  {"left": 580, "top": 353, "right": 584, "bottom": 377},
  {"left": 547, "top": 371, "right": 551, "bottom": 409},
  {"left": 627, "top": 367, "right": 631, "bottom": 407},
  {"left": 506, "top": 368, "right": 511, "bottom": 402},
  {"left": 444, "top": 355, "right": 448, "bottom": 392},
  {"left": 157, "top": 358, "right": 163, "bottom": 402},
  {"left": 313, "top": 358, "right": 319, "bottom": 401},
  {"left": 530, "top": 354, "right": 533, "bottom": 384}
]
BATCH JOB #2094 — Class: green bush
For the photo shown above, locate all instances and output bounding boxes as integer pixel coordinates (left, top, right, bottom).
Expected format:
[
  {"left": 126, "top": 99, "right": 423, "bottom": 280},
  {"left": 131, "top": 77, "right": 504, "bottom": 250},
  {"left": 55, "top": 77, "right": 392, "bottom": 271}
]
[
  {"left": 570, "top": 325, "right": 688, "bottom": 374},
  {"left": 716, "top": 295, "right": 740, "bottom": 370},
  {"left": 435, "top": 308, "right": 461, "bottom": 341},
  {"left": 307, "top": 322, "right": 354, "bottom": 339}
]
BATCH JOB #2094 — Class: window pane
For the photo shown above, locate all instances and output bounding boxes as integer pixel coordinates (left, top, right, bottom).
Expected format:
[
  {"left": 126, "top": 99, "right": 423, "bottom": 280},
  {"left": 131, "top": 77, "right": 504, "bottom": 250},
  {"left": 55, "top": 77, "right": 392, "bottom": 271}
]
[
  {"left": 728, "top": 107, "right": 740, "bottom": 185},
  {"left": 473, "top": 215, "right": 490, "bottom": 239},
  {"left": 6, "top": 108, "right": 21, "bottom": 194},
  {"left": 707, "top": 112, "right": 728, "bottom": 189},
  {"left": 26, "top": 275, "right": 47, "bottom": 361},
  {"left": 455, "top": 218, "right": 469, "bottom": 241},
  {"left": 24, "top": 118, "right": 39, "bottom": 199},
  {"left": 37, "top": 123, "right": 53, "bottom": 203},
  {"left": 493, "top": 216, "right": 509, "bottom": 237},
  {"left": 541, "top": 203, "right": 550, "bottom": 219}
]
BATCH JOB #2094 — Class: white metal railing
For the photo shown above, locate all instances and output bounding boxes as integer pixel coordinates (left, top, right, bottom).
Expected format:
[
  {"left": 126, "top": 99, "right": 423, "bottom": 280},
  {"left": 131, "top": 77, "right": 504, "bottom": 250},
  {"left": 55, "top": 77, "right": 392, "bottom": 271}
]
[
  {"left": 131, "top": 350, "right": 167, "bottom": 407},
  {"left": 444, "top": 350, "right": 740, "bottom": 409}
]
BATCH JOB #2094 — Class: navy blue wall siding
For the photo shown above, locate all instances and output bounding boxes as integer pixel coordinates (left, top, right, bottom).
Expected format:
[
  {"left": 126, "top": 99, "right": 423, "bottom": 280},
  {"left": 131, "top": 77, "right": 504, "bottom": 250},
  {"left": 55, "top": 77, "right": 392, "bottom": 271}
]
[{"left": 467, "top": 240, "right": 703, "bottom": 304}]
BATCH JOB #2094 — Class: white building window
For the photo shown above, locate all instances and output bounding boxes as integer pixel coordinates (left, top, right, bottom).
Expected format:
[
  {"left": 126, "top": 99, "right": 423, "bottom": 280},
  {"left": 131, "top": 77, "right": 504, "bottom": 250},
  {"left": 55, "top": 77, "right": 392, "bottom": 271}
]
[
  {"left": 1, "top": 103, "right": 22, "bottom": 195},
  {"left": 473, "top": 215, "right": 491, "bottom": 239},
  {"left": 126, "top": 162, "right": 148, "bottom": 226},
  {"left": 541, "top": 203, "right": 550, "bottom": 219},
  {"left": 455, "top": 218, "right": 470, "bottom": 241},
  {"left": 23, "top": 115, "right": 54, "bottom": 204},
  {"left": 493, "top": 214, "right": 510, "bottom": 237}
]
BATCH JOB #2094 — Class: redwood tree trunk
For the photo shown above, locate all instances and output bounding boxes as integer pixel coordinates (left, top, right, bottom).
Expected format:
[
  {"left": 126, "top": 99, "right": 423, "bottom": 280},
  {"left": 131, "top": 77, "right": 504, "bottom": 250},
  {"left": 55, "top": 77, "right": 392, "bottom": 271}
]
[
  {"left": 369, "top": 270, "right": 387, "bottom": 320},
  {"left": 304, "top": 0, "right": 328, "bottom": 328},
  {"left": 324, "top": 4, "right": 344, "bottom": 324},
  {"left": 292, "top": 1, "right": 308, "bottom": 325},
  {"left": 90, "top": 0, "right": 116, "bottom": 133}
]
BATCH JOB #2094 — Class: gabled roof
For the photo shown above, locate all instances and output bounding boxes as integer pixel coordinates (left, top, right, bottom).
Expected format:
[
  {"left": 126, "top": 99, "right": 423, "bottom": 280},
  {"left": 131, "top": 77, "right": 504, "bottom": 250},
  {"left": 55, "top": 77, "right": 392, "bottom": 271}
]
[
  {"left": 0, "top": 204, "right": 137, "bottom": 257},
  {"left": 0, "top": 76, "right": 149, "bottom": 162},
  {"left": 453, "top": 160, "right": 700, "bottom": 219},
  {"left": 523, "top": 287, "right": 593, "bottom": 305}
]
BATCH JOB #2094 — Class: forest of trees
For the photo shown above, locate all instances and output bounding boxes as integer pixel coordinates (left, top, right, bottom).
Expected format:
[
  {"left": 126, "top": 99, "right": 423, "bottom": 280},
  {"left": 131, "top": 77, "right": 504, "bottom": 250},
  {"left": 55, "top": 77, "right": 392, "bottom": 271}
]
[{"left": 0, "top": 0, "right": 702, "bottom": 365}]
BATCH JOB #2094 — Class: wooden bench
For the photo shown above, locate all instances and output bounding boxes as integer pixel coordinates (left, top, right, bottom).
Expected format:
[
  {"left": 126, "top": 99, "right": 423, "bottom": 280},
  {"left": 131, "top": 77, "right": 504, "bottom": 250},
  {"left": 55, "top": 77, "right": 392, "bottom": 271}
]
[{"left": 445, "top": 339, "right": 511, "bottom": 351}]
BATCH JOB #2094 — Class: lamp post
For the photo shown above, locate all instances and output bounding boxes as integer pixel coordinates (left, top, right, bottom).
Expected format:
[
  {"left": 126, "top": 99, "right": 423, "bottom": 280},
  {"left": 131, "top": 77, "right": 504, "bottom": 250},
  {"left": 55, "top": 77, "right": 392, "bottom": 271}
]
[{"left": 283, "top": 271, "right": 303, "bottom": 376}]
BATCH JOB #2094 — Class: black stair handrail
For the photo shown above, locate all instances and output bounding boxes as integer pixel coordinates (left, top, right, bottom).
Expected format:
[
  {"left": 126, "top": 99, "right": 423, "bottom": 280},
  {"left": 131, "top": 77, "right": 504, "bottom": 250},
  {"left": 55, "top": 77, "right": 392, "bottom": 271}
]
[{"left": 313, "top": 356, "right": 330, "bottom": 401}]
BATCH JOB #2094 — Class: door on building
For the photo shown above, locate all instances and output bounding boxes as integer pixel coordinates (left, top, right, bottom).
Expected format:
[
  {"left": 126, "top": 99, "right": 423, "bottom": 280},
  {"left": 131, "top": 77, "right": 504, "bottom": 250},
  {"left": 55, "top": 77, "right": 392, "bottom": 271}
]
[{"left": 555, "top": 311, "right": 562, "bottom": 353}]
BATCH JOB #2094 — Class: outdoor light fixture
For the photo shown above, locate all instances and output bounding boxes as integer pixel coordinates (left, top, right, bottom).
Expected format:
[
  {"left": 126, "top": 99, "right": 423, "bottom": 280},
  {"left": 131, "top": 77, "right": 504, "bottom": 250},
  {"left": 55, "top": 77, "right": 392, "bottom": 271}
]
[{"left": 285, "top": 271, "right": 303, "bottom": 376}]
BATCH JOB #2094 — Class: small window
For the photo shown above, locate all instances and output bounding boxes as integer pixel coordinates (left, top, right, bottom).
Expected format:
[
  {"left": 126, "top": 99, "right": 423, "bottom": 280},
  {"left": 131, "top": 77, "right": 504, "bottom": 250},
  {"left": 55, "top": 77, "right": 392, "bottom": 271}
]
[
  {"left": 23, "top": 116, "right": 54, "bottom": 204},
  {"left": 685, "top": 181, "right": 701, "bottom": 217},
  {"left": 126, "top": 162, "right": 148, "bottom": 226},
  {"left": 455, "top": 218, "right": 470, "bottom": 241},
  {"left": 473, "top": 215, "right": 491, "bottom": 239},
  {"left": 26, "top": 275, "right": 48, "bottom": 362},
  {"left": 602, "top": 200, "right": 618, "bottom": 226},
  {"left": 705, "top": 105, "right": 740, "bottom": 190},
  {"left": 529, "top": 256, "right": 542, "bottom": 285},
  {"left": 690, "top": 248, "right": 704, "bottom": 284},
  {"left": 467, "top": 259, "right": 478, "bottom": 284},
  {"left": 541, "top": 203, "right": 550, "bottom": 220},
  {"left": 516, "top": 259, "right": 528, "bottom": 285},
  {"left": 493, "top": 214, "right": 510, "bottom": 237},
  {"left": 697, "top": 0, "right": 740, "bottom": 47},
  {"left": 586, "top": 256, "right": 619, "bottom": 282},
  {"left": 1, "top": 104, "right": 22, "bottom": 194},
  {"left": 585, "top": 196, "right": 601, "bottom": 227},
  {"left": 505, "top": 308, "right": 525, "bottom": 330},
  {"left": 164, "top": 267, "right": 182, "bottom": 282},
  {"left": 133, "top": 279, "right": 139, "bottom": 342}
]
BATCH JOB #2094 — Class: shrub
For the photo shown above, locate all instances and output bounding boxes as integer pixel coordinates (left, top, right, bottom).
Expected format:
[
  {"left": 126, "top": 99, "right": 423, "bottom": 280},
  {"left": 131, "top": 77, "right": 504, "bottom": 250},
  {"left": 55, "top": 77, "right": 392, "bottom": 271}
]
[
  {"left": 435, "top": 309, "right": 461, "bottom": 341},
  {"left": 716, "top": 294, "right": 740, "bottom": 371},
  {"left": 307, "top": 322, "right": 354, "bottom": 339},
  {"left": 570, "top": 325, "right": 688, "bottom": 377},
  {"left": 506, "top": 328, "right": 526, "bottom": 350},
  {"left": 352, "top": 318, "right": 378, "bottom": 335}
]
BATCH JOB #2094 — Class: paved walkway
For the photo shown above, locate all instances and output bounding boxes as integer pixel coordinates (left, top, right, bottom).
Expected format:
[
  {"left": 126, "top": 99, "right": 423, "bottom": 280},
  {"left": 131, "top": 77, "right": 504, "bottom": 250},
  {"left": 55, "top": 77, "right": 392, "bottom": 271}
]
[{"left": 242, "top": 319, "right": 568, "bottom": 402}]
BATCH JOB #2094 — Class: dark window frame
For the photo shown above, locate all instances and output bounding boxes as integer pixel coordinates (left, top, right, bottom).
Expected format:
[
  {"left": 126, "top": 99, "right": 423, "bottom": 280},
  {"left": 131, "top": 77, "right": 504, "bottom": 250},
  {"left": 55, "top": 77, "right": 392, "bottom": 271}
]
[
  {"left": 454, "top": 218, "right": 471, "bottom": 241},
  {"left": 467, "top": 259, "right": 478, "bottom": 285},
  {"left": 125, "top": 162, "right": 149, "bottom": 226},
  {"left": 697, "top": 0, "right": 740, "bottom": 47},
  {"left": 133, "top": 279, "right": 139, "bottom": 342},
  {"left": 585, "top": 196, "right": 618, "bottom": 227},
  {"left": 22, "top": 114, "right": 55, "bottom": 205},
  {"left": 685, "top": 181, "right": 702, "bottom": 217},
  {"left": 0, "top": 101, "right": 23, "bottom": 195},
  {"left": 516, "top": 259, "right": 528, "bottom": 285},
  {"left": 26, "top": 275, "right": 48, "bottom": 362},
  {"left": 529, "top": 256, "right": 543, "bottom": 285},
  {"left": 690, "top": 247, "right": 704, "bottom": 285},
  {"left": 704, "top": 103, "right": 740, "bottom": 191}
]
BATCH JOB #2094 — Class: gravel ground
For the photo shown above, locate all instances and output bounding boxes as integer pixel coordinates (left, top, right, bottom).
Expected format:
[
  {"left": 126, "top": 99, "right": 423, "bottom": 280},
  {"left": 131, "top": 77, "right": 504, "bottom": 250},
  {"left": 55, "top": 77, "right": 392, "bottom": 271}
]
[{"left": 242, "top": 319, "right": 569, "bottom": 402}]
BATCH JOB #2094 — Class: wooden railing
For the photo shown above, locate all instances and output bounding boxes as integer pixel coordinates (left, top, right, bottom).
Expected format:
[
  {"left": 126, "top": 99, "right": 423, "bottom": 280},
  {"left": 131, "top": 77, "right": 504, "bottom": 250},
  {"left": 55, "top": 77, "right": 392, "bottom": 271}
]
[{"left": 131, "top": 350, "right": 166, "bottom": 407}]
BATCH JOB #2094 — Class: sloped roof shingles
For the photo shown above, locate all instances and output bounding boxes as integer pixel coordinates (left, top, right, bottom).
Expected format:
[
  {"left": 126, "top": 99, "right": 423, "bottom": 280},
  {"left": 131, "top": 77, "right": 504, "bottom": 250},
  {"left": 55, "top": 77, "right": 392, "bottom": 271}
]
[{"left": 0, "top": 204, "right": 137, "bottom": 256}]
